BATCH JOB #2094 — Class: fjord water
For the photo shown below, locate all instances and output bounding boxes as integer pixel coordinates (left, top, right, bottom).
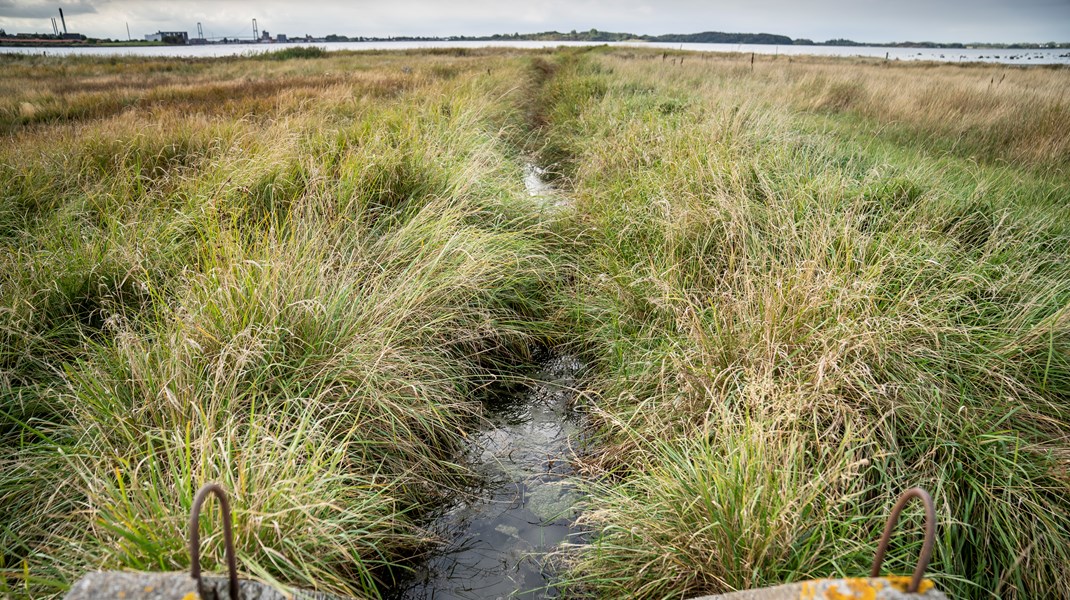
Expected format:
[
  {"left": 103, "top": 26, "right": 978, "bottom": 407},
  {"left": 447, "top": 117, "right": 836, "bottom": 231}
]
[
  {"left": 390, "top": 353, "right": 586, "bottom": 600},
  {"left": 2, "top": 40, "right": 1068, "bottom": 64}
]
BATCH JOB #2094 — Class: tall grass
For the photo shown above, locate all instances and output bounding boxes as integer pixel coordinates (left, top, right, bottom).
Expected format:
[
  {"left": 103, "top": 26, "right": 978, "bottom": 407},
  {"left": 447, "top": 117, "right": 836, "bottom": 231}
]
[
  {"left": 258, "top": 46, "right": 330, "bottom": 61},
  {"left": 588, "top": 49, "right": 1070, "bottom": 173},
  {"left": 540, "top": 50, "right": 1070, "bottom": 599},
  {"left": 0, "top": 52, "right": 556, "bottom": 598},
  {"left": 3, "top": 47, "right": 1068, "bottom": 600}
]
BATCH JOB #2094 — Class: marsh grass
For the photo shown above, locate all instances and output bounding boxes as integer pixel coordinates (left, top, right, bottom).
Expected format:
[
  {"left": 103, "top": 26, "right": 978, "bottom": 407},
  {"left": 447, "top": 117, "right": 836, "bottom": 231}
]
[
  {"left": 2, "top": 47, "right": 1068, "bottom": 600},
  {"left": 591, "top": 49, "right": 1070, "bottom": 173},
  {"left": 540, "top": 50, "right": 1070, "bottom": 599},
  {"left": 258, "top": 46, "right": 330, "bottom": 61},
  {"left": 0, "top": 51, "right": 558, "bottom": 598}
]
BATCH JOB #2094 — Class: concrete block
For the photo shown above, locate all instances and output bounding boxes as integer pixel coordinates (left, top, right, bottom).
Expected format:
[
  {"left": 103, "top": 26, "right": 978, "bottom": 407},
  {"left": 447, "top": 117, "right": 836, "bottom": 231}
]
[
  {"left": 63, "top": 571, "right": 352, "bottom": 600},
  {"left": 685, "top": 576, "right": 948, "bottom": 600}
]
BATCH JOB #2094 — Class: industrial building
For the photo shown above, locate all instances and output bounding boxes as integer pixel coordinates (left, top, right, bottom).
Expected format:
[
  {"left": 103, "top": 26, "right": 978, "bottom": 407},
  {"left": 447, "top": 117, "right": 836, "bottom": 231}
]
[{"left": 145, "top": 31, "right": 189, "bottom": 44}]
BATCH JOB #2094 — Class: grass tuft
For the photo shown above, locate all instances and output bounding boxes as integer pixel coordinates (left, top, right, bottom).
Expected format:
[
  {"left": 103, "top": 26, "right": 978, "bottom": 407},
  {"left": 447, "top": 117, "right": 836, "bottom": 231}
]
[{"left": 257, "top": 46, "right": 330, "bottom": 61}]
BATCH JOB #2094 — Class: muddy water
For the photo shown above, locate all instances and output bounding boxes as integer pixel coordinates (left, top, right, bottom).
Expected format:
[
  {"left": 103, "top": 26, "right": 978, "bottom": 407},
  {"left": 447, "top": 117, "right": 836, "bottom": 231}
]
[{"left": 390, "top": 354, "right": 586, "bottom": 599}]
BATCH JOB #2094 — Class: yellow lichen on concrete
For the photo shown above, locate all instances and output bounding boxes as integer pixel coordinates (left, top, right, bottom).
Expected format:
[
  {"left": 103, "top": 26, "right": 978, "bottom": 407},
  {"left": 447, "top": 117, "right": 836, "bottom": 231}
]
[
  {"left": 685, "top": 576, "right": 946, "bottom": 600},
  {"left": 845, "top": 578, "right": 879, "bottom": 600},
  {"left": 823, "top": 583, "right": 849, "bottom": 600},
  {"left": 885, "top": 576, "right": 933, "bottom": 594},
  {"left": 794, "top": 577, "right": 934, "bottom": 600}
]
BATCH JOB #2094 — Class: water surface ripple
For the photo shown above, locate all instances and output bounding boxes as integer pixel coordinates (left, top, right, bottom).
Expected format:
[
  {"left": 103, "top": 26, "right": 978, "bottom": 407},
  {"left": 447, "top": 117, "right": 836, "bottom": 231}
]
[{"left": 392, "top": 354, "right": 586, "bottom": 600}]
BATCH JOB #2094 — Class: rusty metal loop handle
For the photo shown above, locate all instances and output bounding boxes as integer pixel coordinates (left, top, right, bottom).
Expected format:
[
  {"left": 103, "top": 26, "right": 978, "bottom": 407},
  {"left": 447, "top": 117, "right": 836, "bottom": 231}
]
[
  {"left": 870, "top": 487, "right": 936, "bottom": 594},
  {"left": 189, "top": 483, "right": 239, "bottom": 600}
]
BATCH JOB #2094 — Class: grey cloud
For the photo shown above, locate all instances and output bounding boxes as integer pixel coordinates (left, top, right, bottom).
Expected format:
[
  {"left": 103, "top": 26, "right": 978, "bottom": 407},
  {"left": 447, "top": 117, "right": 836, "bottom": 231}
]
[{"left": 0, "top": 0, "right": 97, "bottom": 19}]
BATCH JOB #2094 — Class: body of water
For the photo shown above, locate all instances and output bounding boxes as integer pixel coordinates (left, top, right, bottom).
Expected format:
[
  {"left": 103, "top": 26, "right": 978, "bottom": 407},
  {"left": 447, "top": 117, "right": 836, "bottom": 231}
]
[
  {"left": 388, "top": 352, "right": 587, "bottom": 600},
  {"left": 1, "top": 39, "right": 1067, "bottom": 65}
]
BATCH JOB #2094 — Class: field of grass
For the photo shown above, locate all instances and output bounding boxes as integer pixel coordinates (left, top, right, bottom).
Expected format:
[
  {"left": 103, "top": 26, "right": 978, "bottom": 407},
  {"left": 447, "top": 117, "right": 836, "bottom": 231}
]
[
  {"left": 0, "top": 48, "right": 562, "bottom": 598},
  {"left": 1, "top": 47, "right": 1068, "bottom": 599},
  {"left": 539, "top": 50, "right": 1070, "bottom": 599}
]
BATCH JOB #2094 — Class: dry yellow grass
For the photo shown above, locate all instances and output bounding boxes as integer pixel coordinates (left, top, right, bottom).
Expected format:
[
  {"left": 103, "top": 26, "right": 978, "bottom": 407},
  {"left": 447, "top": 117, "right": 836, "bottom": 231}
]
[{"left": 596, "top": 50, "right": 1070, "bottom": 170}]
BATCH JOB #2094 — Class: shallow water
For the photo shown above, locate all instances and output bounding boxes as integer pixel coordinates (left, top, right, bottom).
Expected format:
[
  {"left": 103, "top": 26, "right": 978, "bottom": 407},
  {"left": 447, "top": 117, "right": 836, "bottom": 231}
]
[
  {"left": 523, "top": 164, "right": 553, "bottom": 198},
  {"left": 3, "top": 40, "right": 1067, "bottom": 65},
  {"left": 389, "top": 354, "right": 586, "bottom": 600},
  {"left": 523, "top": 163, "right": 569, "bottom": 211}
]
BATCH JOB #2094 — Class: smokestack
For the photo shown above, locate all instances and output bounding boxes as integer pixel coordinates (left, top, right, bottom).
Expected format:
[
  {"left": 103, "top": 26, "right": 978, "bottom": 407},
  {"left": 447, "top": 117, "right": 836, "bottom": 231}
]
[{"left": 59, "top": 8, "right": 67, "bottom": 34}]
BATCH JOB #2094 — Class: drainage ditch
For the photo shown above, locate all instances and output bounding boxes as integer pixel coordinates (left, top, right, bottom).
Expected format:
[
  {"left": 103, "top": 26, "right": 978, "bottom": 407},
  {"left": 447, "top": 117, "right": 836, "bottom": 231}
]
[
  {"left": 388, "top": 351, "right": 587, "bottom": 600},
  {"left": 387, "top": 154, "right": 584, "bottom": 600}
]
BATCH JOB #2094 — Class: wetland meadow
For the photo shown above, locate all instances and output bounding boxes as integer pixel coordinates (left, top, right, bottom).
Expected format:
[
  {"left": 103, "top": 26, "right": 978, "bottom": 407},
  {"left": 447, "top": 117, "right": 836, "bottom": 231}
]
[{"left": 1, "top": 46, "right": 1069, "bottom": 599}]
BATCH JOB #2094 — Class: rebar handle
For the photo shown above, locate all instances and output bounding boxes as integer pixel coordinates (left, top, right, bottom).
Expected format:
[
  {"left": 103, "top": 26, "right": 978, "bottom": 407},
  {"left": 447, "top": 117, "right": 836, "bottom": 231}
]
[
  {"left": 870, "top": 487, "right": 936, "bottom": 594},
  {"left": 189, "top": 483, "right": 239, "bottom": 600}
]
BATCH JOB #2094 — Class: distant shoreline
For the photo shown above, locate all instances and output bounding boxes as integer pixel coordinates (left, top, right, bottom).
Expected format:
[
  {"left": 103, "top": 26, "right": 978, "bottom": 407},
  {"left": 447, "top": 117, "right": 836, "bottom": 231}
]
[
  {"left": 0, "top": 39, "right": 164, "bottom": 48},
  {"left": 2, "top": 29, "right": 1067, "bottom": 50}
]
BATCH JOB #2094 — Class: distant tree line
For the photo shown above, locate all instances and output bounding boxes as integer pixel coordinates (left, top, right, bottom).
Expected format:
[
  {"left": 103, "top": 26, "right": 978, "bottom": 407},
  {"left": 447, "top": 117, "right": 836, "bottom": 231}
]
[
  {"left": 318, "top": 29, "right": 1070, "bottom": 49},
  {"left": 2, "top": 27, "right": 1067, "bottom": 49}
]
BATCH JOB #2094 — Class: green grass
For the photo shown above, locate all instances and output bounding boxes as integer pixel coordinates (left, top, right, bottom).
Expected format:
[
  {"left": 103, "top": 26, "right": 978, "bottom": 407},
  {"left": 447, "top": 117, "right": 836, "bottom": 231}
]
[
  {"left": 0, "top": 51, "right": 559, "bottom": 598},
  {"left": 539, "top": 50, "right": 1070, "bottom": 599},
  {"left": 258, "top": 46, "right": 330, "bottom": 61},
  {"left": 2, "top": 47, "right": 1069, "bottom": 599}
]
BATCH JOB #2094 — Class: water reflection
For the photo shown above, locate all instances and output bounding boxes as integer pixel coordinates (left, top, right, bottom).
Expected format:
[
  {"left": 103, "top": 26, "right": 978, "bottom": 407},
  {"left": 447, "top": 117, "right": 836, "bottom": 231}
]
[{"left": 392, "top": 354, "right": 586, "bottom": 600}]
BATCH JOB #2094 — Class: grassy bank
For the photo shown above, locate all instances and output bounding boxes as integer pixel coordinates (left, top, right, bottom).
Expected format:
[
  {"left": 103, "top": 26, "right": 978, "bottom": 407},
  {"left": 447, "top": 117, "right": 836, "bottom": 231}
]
[
  {"left": 538, "top": 50, "right": 1070, "bottom": 599},
  {"left": 1, "top": 47, "right": 1068, "bottom": 600},
  {"left": 0, "top": 50, "right": 559, "bottom": 598}
]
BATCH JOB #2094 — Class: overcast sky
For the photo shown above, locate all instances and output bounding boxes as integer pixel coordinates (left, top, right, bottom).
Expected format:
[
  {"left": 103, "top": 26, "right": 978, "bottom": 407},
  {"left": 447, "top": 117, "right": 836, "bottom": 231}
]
[{"left": 2, "top": 0, "right": 1068, "bottom": 43}]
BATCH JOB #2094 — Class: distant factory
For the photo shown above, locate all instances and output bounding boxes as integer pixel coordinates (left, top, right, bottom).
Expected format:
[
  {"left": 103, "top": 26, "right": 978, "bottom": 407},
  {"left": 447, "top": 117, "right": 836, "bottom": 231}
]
[
  {"left": 145, "top": 31, "right": 189, "bottom": 44},
  {"left": 0, "top": 7, "right": 86, "bottom": 43},
  {"left": 51, "top": 8, "right": 83, "bottom": 39},
  {"left": 143, "top": 20, "right": 292, "bottom": 45},
  {"left": 0, "top": 9, "right": 302, "bottom": 46}
]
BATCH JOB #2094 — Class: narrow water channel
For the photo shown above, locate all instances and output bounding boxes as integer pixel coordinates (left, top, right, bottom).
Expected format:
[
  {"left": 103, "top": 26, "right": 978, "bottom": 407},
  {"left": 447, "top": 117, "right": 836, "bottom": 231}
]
[
  {"left": 523, "top": 162, "right": 569, "bottom": 210},
  {"left": 388, "top": 165, "right": 580, "bottom": 599},
  {"left": 390, "top": 352, "right": 586, "bottom": 600}
]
